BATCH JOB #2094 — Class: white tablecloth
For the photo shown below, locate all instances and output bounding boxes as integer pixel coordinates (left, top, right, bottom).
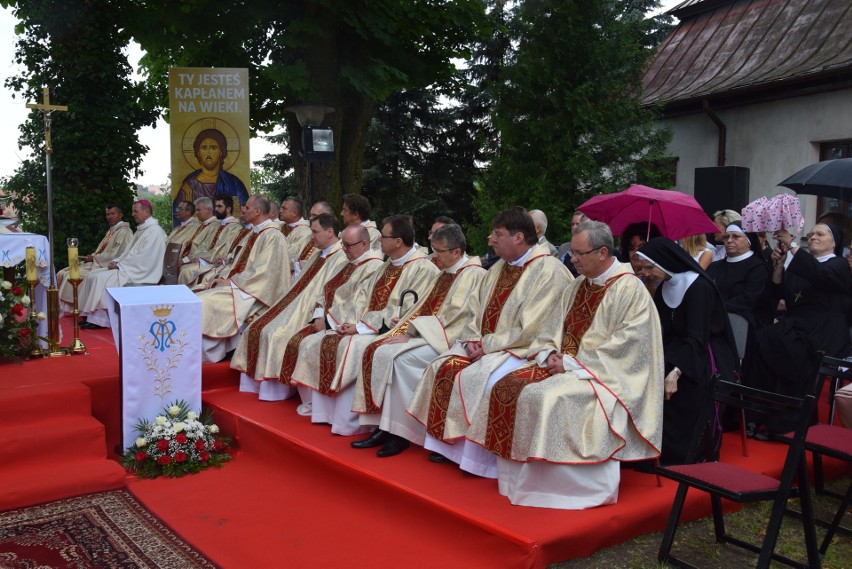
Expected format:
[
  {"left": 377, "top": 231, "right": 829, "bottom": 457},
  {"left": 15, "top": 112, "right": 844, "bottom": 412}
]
[
  {"left": 106, "top": 285, "right": 202, "bottom": 449},
  {"left": 0, "top": 232, "right": 53, "bottom": 346}
]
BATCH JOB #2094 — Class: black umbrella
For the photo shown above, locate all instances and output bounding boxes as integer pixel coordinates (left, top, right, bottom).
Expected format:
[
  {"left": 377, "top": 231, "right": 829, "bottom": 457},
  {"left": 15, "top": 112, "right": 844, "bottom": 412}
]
[{"left": 778, "top": 158, "right": 852, "bottom": 201}]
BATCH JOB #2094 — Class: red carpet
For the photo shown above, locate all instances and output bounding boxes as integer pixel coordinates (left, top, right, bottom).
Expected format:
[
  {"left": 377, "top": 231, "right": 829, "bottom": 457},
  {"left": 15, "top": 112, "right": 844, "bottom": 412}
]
[{"left": 2, "top": 314, "right": 849, "bottom": 568}]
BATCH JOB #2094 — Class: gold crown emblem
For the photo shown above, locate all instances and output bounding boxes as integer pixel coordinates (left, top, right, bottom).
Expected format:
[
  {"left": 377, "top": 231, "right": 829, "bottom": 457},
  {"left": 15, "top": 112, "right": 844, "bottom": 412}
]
[{"left": 151, "top": 304, "right": 174, "bottom": 317}]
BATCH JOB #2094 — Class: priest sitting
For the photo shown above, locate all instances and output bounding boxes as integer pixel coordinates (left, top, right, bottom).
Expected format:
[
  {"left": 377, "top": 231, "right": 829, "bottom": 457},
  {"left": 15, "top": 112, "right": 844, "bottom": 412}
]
[
  {"left": 465, "top": 221, "right": 664, "bottom": 509},
  {"left": 349, "top": 223, "right": 486, "bottom": 457},
  {"left": 233, "top": 213, "right": 350, "bottom": 400},
  {"left": 407, "top": 207, "right": 573, "bottom": 477},
  {"left": 197, "top": 195, "right": 291, "bottom": 363},
  {"left": 78, "top": 200, "right": 168, "bottom": 329},
  {"left": 59, "top": 203, "right": 133, "bottom": 311},
  {"left": 290, "top": 214, "right": 439, "bottom": 435}
]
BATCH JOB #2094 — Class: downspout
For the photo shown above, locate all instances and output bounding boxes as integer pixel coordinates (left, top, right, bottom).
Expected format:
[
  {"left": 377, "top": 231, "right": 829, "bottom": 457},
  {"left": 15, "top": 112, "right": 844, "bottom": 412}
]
[{"left": 702, "top": 99, "right": 726, "bottom": 167}]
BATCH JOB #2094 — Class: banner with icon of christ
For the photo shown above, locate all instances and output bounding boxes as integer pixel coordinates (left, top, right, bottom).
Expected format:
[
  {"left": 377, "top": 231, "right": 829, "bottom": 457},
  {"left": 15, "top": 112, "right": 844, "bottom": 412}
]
[
  {"left": 105, "top": 285, "right": 202, "bottom": 449},
  {"left": 168, "top": 67, "right": 251, "bottom": 227}
]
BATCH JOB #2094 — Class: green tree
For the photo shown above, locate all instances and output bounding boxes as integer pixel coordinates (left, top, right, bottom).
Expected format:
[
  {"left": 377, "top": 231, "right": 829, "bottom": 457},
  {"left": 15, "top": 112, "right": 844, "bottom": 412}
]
[
  {"left": 474, "top": 0, "right": 672, "bottom": 247},
  {"left": 2, "top": 0, "right": 159, "bottom": 264},
  {"left": 126, "top": 0, "right": 487, "bottom": 213}
]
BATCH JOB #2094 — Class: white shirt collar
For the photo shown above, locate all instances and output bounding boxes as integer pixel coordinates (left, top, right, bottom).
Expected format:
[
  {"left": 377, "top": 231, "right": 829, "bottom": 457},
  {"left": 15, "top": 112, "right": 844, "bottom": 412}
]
[
  {"left": 816, "top": 253, "right": 836, "bottom": 262},
  {"left": 289, "top": 218, "right": 306, "bottom": 228},
  {"left": 221, "top": 216, "right": 235, "bottom": 225},
  {"left": 391, "top": 245, "right": 416, "bottom": 266},
  {"left": 444, "top": 255, "right": 469, "bottom": 275},
  {"left": 351, "top": 250, "right": 374, "bottom": 265},
  {"left": 588, "top": 258, "right": 620, "bottom": 286},
  {"left": 509, "top": 246, "right": 534, "bottom": 267},
  {"left": 109, "top": 221, "right": 127, "bottom": 231},
  {"left": 320, "top": 242, "right": 338, "bottom": 257},
  {"left": 253, "top": 219, "right": 272, "bottom": 233},
  {"left": 726, "top": 250, "right": 754, "bottom": 263}
]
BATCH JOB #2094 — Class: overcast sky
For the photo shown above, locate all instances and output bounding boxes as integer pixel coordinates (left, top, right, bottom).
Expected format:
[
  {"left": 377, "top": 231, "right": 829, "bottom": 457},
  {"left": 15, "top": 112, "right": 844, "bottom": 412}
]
[{"left": 0, "top": 2, "right": 681, "bottom": 188}]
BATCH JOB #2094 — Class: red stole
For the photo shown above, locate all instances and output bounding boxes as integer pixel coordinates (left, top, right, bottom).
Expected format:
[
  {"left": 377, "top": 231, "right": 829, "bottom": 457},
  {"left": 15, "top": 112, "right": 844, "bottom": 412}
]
[
  {"left": 279, "top": 258, "right": 379, "bottom": 384},
  {"left": 180, "top": 222, "right": 208, "bottom": 258},
  {"left": 482, "top": 275, "right": 625, "bottom": 458},
  {"left": 227, "top": 228, "right": 252, "bottom": 255},
  {"left": 426, "top": 262, "right": 524, "bottom": 439},
  {"left": 226, "top": 231, "right": 262, "bottom": 279},
  {"left": 316, "top": 261, "right": 405, "bottom": 395},
  {"left": 244, "top": 250, "right": 338, "bottom": 378},
  {"left": 360, "top": 271, "right": 458, "bottom": 414}
]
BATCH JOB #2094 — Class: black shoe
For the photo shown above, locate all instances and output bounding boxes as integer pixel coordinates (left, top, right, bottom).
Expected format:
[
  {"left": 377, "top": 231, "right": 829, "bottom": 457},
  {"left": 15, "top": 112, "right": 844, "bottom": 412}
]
[
  {"left": 80, "top": 321, "right": 105, "bottom": 330},
  {"left": 376, "top": 435, "right": 409, "bottom": 458},
  {"left": 350, "top": 429, "right": 388, "bottom": 449},
  {"left": 428, "top": 452, "right": 453, "bottom": 464}
]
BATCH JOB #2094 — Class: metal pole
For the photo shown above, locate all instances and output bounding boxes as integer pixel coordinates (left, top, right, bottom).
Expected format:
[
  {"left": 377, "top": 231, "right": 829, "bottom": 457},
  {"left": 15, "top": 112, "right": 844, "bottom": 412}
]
[{"left": 45, "top": 149, "right": 56, "bottom": 287}]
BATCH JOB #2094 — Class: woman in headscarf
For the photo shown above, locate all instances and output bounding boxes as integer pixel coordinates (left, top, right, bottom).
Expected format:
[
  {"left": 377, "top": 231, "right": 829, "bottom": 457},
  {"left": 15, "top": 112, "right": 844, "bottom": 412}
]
[
  {"left": 636, "top": 238, "right": 739, "bottom": 465},
  {"left": 744, "top": 224, "right": 852, "bottom": 429}
]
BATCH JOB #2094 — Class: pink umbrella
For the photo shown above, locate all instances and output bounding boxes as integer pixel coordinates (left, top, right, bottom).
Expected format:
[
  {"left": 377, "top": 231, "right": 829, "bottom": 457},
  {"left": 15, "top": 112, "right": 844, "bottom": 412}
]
[
  {"left": 578, "top": 184, "right": 719, "bottom": 241},
  {"left": 740, "top": 194, "right": 804, "bottom": 236}
]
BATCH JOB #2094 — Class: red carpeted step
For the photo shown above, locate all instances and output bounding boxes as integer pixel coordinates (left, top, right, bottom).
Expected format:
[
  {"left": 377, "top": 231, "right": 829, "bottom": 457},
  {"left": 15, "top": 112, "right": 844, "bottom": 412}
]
[
  {"left": 0, "top": 382, "right": 93, "bottom": 427},
  {"left": 0, "top": 458, "right": 126, "bottom": 512},
  {"left": 0, "top": 415, "right": 111, "bottom": 466}
]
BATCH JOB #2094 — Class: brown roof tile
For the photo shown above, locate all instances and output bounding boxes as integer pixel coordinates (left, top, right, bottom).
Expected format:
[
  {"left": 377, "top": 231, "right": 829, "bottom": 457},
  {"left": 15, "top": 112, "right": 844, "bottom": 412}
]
[{"left": 643, "top": 0, "right": 852, "bottom": 107}]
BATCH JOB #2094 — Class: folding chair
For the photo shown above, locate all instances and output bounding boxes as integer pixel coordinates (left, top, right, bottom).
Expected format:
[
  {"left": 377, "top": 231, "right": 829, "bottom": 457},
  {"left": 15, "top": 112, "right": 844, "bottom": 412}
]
[
  {"left": 657, "top": 375, "right": 821, "bottom": 569},
  {"left": 779, "top": 355, "right": 852, "bottom": 555}
]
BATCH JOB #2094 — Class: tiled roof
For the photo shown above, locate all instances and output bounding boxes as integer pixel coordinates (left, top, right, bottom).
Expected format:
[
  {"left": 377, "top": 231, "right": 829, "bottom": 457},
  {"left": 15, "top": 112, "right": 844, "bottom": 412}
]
[{"left": 642, "top": 0, "right": 852, "bottom": 107}]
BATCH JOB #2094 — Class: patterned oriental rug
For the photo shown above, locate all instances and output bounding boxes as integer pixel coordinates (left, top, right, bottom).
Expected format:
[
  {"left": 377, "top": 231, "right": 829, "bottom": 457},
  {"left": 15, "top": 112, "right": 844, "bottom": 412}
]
[{"left": 0, "top": 489, "right": 217, "bottom": 568}]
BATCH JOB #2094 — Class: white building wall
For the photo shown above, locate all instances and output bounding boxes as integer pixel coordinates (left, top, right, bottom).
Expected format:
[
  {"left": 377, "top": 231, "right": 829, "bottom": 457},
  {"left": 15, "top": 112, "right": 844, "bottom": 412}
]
[{"left": 659, "top": 87, "right": 852, "bottom": 228}]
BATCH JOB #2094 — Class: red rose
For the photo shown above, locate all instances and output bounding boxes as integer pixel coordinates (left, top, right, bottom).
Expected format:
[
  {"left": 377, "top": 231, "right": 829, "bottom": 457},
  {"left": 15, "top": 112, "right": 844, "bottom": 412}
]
[
  {"left": 175, "top": 433, "right": 188, "bottom": 444},
  {"left": 136, "top": 451, "right": 148, "bottom": 461},
  {"left": 11, "top": 286, "right": 23, "bottom": 296},
  {"left": 174, "top": 451, "right": 188, "bottom": 463},
  {"left": 213, "top": 440, "right": 224, "bottom": 452},
  {"left": 18, "top": 328, "right": 30, "bottom": 338},
  {"left": 157, "top": 455, "right": 171, "bottom": 465},
  {"left": 11, "top": 303, "right": 24, "bottom": 316},
  {"left": 199, "top": 451, "right": 210, "bottom": 462},
  {"left": 156, "top": 439, "right": 169, "bottom": 452},
  {"left": 195, "top": 440, "right": 206, "bottom": 451}
]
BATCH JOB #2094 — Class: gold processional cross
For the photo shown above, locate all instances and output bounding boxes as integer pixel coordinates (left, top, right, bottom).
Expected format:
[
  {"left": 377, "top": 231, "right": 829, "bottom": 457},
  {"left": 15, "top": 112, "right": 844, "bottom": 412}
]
[{"left": 26, "top": 86, "right": 68, "bottom": 154}]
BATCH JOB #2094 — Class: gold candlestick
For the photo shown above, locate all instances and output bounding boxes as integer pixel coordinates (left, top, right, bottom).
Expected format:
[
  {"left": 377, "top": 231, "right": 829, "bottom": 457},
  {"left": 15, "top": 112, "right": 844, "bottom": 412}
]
[
  {"left": 46, "top": 285, "right": 65, "bottom": 356},
  {"left": 27, "top": 279, "right": 45, "bottom": 357},
  {"left": 66, "top": 278, "right": 87, "bottom": 355}
]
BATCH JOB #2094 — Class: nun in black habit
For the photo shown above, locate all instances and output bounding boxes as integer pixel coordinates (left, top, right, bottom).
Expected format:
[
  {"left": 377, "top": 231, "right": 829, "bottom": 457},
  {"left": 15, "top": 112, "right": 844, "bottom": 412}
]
[
  {"left": 636, "top": 238, "right": 739, "bottom": 466},
  {"left": 706, "top": 222, "right": 771, "bottom": 329},
  {"left": 744, "top": 223, "right": 852, "bottom": 413}
]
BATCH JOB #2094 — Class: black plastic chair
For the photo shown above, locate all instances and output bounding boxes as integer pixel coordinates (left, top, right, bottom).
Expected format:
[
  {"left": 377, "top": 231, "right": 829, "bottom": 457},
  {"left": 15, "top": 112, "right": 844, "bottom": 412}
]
[{"left": 657, "top": 375, "right": 821, "bottom": 569}]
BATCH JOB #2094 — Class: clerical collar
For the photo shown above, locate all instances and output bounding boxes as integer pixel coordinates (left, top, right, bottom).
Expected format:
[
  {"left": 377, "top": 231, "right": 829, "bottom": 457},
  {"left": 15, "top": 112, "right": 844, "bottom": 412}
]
[
  {"left": 588, "top": 259, "right": 619, "bottom": 286},
  {"left": 320, "top": 242, "right": 338, "bottom": 257},
  {"left": 816, "top": 253, "right": 836, "bottom": 262},
  {"left": 390, "top": 245, "right": 416, "bottom": 266},
  {"left": 221, "top": 216, "right": 235, "bottom": 225},
  {"left": 726, "top": 250, "right": 754, "bottom": 263},
  {"left": 109, "top": 221, "right": 127, "bottom": 231},
  {"left": 537, "top": 236, "right": 546, "bottom": 244},
  {"left": 351, "top": 249, "right": 374, "bottom": 265},
  {"left": 289, "top": 218, "right": 306, "bottom": 228},
  {"left": 138, "top": 217, "right": 156, "bottom": 228},
  {"left": 253, "top": 219, "right": 272, "bottom": 233},
  {"left": 509, "top": 246, "right": 534, "bottom": 267},
  {"left": 444, "top": 255, "right": 469, "bottom": 275}
]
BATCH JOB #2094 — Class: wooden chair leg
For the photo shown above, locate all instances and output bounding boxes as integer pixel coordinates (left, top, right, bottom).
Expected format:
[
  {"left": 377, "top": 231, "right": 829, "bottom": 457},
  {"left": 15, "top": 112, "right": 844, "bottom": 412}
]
[{"left": 658, "top": 483, "right": 689, "bottom": 563}]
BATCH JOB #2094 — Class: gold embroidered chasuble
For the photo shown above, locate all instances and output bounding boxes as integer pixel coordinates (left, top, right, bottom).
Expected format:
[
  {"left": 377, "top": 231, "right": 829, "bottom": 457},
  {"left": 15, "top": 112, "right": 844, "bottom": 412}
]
[
  {"left": 198, "top": 225, "right": 291, "bottom": 338},
  {"left": 290, "top": 247, "right": 439, "bottom": 395},
  {"left": 190, "top": 226, "right": 252, "bottom": 290},
  {"left": 353, "top": 257, "right": 486, "bottom": 414},
  {"left": 283, "top": 220, "right": 311, "bottom": 264},
  {"left": 180, "top": 217, "right": 220, "bottom": 259},
  {"left": 464, "top": 261, "right": 664, "bottom": 464},
  {"left": 166, "top": 216, "right": 201, "bottom": 246},
  {"left": 407, "top": 245, "right": 572, "bottom": 442},
  {"left": 58, "top": 221, "right": 132, "bottom": 303},
  {"left": 177, "top": 218, "right": 243, "bottom": 285},
  {"left": 231, "top": 242, "right": 350, "bottom": 380},
  {"left": 279, "top": 250, "right": 384, "bottom": 383}
]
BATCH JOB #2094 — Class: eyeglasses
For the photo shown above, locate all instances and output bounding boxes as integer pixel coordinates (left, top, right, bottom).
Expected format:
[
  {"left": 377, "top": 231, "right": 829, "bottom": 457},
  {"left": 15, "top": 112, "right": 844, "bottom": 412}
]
[
  {"left": 431, "top": 246, "right": 457, "bottom": 254},
  {"left": 341, "top": 239, "right": 365, "bottom": 249},
  {"left": 380, "top": 234, "right": 399, "bottom": 240},
  {"left": 571, "top": 247, "right": 602, "bottom": 258}
]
